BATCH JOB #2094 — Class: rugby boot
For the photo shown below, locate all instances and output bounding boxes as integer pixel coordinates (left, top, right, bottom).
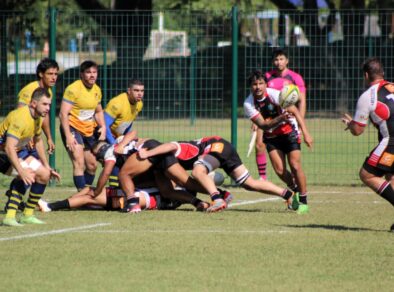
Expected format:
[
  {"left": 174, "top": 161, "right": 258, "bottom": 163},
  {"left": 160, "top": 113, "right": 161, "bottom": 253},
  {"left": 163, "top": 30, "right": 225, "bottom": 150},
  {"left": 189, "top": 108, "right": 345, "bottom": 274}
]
[
  {"left": 207, "top": 198, "right": 227, "bottom": 213},
  {"left": 2, "top": 217, "right": 24, "bottom": 227},
  {"left": 390, "top": 223, "right": 394, "bottom": 233},
  {"left": 296, "top": 203, "right": 309, "bottom": 215},
  {"left": 38, "top": 199, "right": 52, "bottom": 212},
  {"left": 19, "top": 215, "right": 45, "bottom": 224},
  {"left": 196, "top": 201, "right": 210, "bottom": 212},
  {"left": 218, "top": 188, "right": 233, "bottom": 205},
  {"left": 286, "top": 192, "right": 300, "bottom": 211}
]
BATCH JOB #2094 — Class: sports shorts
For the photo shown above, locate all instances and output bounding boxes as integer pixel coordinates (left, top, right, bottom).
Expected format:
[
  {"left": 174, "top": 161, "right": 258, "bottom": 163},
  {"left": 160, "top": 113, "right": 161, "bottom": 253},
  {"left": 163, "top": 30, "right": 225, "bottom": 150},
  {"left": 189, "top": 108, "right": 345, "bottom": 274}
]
[
  {"left": 60, "top": 125, "right": 100, "bottom": 151},
  {"left": 264, "top": 131, "right": 300, "bottom": 154},
  {"left": 363, "top": 143, "right": 394, "bottom": 177}
]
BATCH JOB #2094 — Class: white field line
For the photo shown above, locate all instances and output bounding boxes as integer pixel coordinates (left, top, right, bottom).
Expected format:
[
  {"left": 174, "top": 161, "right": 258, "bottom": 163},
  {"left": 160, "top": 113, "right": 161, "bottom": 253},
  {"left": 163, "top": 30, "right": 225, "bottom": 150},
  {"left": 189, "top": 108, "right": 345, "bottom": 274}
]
[
  {"left": 0, "top": 223, "right": 111, "bottom": 242},
  {"left": 232, "top": 189, "right": 373, "bottom": 195},
  {"left": 78, "top": 229, "right": 289, "bottom": 235},
  {"left": 228, "top": 197, "right": 280, "bottom": 207}
]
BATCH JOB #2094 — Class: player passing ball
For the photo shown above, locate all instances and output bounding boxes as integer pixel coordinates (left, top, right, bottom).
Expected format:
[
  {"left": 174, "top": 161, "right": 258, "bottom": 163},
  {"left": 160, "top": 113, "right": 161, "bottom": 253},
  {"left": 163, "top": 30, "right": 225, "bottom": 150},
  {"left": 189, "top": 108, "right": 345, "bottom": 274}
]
[{"left": 244, "top": 70, "right": 313, "bottom": 214}]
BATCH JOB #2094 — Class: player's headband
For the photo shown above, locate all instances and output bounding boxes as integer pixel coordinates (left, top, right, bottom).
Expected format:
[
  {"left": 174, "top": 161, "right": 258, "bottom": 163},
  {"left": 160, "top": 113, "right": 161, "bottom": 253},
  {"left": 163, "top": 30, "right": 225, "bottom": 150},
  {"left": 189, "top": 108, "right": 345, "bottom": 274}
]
[{"left": 95, "top": 143, "right": 112, "bottom": 162}]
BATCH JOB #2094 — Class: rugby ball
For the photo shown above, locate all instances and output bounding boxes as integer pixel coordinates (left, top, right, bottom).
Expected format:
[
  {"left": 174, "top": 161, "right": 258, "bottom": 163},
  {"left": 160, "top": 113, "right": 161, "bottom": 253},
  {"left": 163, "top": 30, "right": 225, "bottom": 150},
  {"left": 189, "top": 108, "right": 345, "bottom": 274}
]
[
  {"left": 279, "top": 84, "right": 300, "bottom": 108},
  {"left": 208, "top": 171, "right": 225, "bottom": 186}
]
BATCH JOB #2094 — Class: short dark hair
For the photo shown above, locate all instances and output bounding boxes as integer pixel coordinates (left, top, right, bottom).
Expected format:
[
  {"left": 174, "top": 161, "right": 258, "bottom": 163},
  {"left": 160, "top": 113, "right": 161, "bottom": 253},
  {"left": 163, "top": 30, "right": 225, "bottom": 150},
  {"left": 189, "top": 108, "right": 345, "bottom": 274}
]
[
  {"left": 272, "top": 48, "right": 288, "bottom": 60},
  {"left": 128, "top": 79, "right": 144, "bottom": 88},
  {"left": 80, "top": 60, "right": 98, "bottom": 73},
  {"left": 36, "top": 58, "right": 59, "bottom": 79},
  {"left": 247, "top": 70, "right": 267, "bottom": 86},
  {"left": 362, "top": 57, "right": 384, "bottom": 80},
  {"left": 31, "top": 87, "right": 50, "bottom": 101}
]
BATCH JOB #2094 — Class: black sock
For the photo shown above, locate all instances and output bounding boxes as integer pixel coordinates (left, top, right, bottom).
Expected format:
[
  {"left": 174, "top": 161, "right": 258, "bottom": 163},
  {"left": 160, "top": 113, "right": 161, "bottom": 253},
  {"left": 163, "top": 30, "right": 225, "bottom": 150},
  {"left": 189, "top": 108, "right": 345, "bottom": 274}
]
[
  {"left": 378, "top": 182, "right": 394, "bottom": 207},
  {"left": 48, "top": 199, "right": 70, "bottom": 211},
  {"left": 191, "top": 197, "right": 202, "bottom": 207},
  {"left": 283, "top": 189, "right": 293, "bottom": 200},
  {"left": 299, "top": 193, "right": 307, "bottom": 204}
]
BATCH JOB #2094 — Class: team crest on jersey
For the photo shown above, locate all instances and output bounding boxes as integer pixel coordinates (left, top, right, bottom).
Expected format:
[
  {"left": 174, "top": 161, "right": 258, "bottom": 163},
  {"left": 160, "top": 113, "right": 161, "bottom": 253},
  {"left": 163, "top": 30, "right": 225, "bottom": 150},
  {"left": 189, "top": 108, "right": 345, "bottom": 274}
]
[{"left": 379, "top": 152, "right": 394, "bottom": 167}]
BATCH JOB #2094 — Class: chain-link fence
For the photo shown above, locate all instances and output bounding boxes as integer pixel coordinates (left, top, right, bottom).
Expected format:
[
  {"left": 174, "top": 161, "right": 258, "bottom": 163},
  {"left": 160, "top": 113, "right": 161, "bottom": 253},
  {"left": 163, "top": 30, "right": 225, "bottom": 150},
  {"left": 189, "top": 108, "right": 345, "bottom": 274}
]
[{"left": 0, "top": 7, "right": 393, "bottom": 186}]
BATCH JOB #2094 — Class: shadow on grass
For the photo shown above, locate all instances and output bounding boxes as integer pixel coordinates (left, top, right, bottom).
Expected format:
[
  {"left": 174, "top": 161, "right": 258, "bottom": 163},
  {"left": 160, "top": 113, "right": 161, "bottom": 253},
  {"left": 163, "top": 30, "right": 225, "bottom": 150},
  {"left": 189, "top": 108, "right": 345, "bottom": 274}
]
[{"left": 282, "top": 223, "right": 387, "bottom": 232}]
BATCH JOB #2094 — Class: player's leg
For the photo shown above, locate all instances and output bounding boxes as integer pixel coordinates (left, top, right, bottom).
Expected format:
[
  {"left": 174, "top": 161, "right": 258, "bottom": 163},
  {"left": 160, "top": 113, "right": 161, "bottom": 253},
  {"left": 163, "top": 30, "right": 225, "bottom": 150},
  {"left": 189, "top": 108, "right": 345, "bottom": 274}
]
[
  {"left": 83, "top": 148, "right": 97, "bottom": 188},
  {"left": 119, "top": 153, "right": 152, "bottom": 213},
  {"left": 268, "top": 149, "right": 295, "bottom": 187},
  {"left": 20, "top": 157, "right": 51, "bottom": 224},
  {"left": 287, "top": 149, "right": 309, "bottom": 213},
  {"left": 255, "top": 128, "right": 268, "bottom": 180}
]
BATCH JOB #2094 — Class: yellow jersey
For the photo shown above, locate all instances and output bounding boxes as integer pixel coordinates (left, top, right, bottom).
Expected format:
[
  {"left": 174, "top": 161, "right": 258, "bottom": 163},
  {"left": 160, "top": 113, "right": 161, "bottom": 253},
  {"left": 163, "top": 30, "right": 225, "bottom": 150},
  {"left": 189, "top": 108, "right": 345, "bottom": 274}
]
[
  {"left": 0, "top": 106, "right": 42, "bottom": 150},
  {"left": 18, "top": 81, "right": 53, "bottom": 105},
  {"left": 104, "top": 93, "right": 143, "bottom": 138},
  {"left": 62, "top": 80, "right": 102, "bottom": 136}
]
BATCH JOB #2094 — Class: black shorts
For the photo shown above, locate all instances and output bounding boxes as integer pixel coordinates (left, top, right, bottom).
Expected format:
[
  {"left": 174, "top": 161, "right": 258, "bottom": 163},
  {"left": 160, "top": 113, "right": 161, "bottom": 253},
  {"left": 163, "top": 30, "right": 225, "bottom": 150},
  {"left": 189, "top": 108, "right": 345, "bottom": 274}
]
[
  {"left": 0, "top": 150, "right": 39, "bottom": 174},
  {"left": 60, "top": 125, "right": 99, "bottom": 151},
  {"left": 363, "top": 144, "right": 394, "bottom": 177},
  {"left": 202, "top": 139, "right": 243, "bottom": 175},
  {"left": 142, "top": 139, "right": 178, "bottom": 170},
  {"left": 264, "top": 131, "right": 300, "bottom": 154}
]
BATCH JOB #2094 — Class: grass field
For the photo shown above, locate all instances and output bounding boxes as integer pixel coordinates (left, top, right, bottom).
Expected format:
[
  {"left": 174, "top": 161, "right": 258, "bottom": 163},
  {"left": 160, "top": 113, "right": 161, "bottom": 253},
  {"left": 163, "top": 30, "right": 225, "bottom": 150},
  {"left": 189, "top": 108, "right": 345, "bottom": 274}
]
[{"left": 0, "top": 186, "right": 393, "bottom": 291}]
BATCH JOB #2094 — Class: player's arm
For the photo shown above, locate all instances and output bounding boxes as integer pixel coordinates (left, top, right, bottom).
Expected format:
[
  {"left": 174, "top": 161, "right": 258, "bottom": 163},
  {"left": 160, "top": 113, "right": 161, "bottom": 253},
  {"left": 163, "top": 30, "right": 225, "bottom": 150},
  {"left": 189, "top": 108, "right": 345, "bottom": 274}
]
[
  {"left": 59, "top": 100, "right": 78, "bottom": 151},
  {"left": 42, "top": 115, "right": 55, "bottom": 154},
  {"left": 5, "top": 136, "right": 35, "bottom": 185},
  {"left": 94, "top": 160, "right": 115, "bottom": 197},
  {"left": 298, "top": 92, "right": 306, "bottom": 118},
  {"left": 104, "top": 112, "right": 116, "bottom": 144},
  {"left": 342, "top": 113, "right": 365, "bottom": 136},
  {"left": 94, "top": 104, "right": 106, "bottom": 141},
  {"left": 138, "top": 142, "right": 178, "bottom": 159},
  {"left": 251, "top": 113, "right": 289, "bottom": 131},
  {"left": 286, "top": 105, "right": 313, "bottom": 149},
  {"left": 114, "top": 130, "right": 137, "bottom": 154},
  {"left": 34, "top": 134, "right": 61, "bottom": 181}
]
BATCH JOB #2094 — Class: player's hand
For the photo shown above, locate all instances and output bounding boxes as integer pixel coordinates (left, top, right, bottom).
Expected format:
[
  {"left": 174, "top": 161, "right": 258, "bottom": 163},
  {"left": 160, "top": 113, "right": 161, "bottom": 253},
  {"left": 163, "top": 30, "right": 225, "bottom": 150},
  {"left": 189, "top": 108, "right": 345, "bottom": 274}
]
[
  {"left": 138, "top": 148, "right": 149, "bottom": 159},
  {"left": 303, "top": 132, "right": 313, "bottom": 150},
  {"left": 66, "top": 136, "right": 77, "bottom": 152},
  {"left": 251, "top": 123, "right": 258, "bottom": 131},
  {"left": 114, "top": 144, "right": 124, "bottom": 155},
  {"left": 47, "top": 138, "right": 55, "bottom": 154},
  {"left": 27, "top": 139, "right": 35, "bottom": 150},
  {"left": 20, "top": 169, "right": 35, "bottom": 185},
  {"left": 97, "top": 127, "right": 106, "bottom": 141},
  {"left": 49, "top": 168, "right": 61, "bottom": 182},
  {"left": 342, "top": 113, "right": 352, "bottom": 131}
]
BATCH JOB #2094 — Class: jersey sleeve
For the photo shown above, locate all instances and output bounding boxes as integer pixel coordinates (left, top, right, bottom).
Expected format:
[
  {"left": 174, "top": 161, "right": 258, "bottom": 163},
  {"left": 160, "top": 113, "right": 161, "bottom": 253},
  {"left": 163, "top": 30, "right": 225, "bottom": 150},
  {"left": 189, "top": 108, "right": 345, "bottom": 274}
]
[
  {"left": 243, "top": 94, "right": 260, "bottom": 120},
  {"left": 293, "top": 73, "right": 306, "bottom": 94},
  {"left": 63, "top": 86, "right": 76, "bottom": 104},
  {"left": 17, "top": 88, "right": 31, "bottom": 105},
  {"left": 6, "top": 115, "right": 25, "bottom": 140},
  {"left": 353, "top": 91, "right": 372, "bottom": 126},
  {"left": 266, "top": 88, "right": 281, "bottom": 106}
]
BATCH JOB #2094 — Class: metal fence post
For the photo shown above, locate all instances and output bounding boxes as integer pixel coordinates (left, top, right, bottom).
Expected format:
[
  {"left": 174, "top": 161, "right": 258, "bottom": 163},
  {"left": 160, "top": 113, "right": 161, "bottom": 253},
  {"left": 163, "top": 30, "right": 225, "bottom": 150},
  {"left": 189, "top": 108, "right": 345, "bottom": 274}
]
[
  {"left": 231, "top": 5, "right": 238, "bottom": 149},
  {"left": 14, "top": 37, "right": 20, "bottom": 98},
  {"left": 102, "top": 37, "right": 108, "bottom": 106},
  {"left": 189, "top": 36, "right": 196, "bottom": 126},
  {"left": 49, "top": 7, "right": 57, "bottom": 174}
]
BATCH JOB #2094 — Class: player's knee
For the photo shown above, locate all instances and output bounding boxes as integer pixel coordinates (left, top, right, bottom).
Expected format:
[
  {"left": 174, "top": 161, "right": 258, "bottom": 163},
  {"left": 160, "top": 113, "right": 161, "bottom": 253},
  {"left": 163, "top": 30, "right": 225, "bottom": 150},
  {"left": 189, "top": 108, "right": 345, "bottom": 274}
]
[
  {"left": 36, "top": 167, "right": 50, "bottom": 183},
  {"left": 86, "top": 160, "right": 97, "bottom": 172}
]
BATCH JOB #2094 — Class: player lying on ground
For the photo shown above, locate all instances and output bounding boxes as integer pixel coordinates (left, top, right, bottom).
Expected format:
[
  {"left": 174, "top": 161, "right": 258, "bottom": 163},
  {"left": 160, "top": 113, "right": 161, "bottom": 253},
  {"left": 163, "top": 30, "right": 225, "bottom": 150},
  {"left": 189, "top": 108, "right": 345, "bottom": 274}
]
[
  {"left": 92, "top": 132, "right": 212, "bottom": 213},
  {"left": 38, "top": 186, "right": 184, "bottom": 212},
  {"left": 138, "top": 136, "right": 298, "bottom": 212}
]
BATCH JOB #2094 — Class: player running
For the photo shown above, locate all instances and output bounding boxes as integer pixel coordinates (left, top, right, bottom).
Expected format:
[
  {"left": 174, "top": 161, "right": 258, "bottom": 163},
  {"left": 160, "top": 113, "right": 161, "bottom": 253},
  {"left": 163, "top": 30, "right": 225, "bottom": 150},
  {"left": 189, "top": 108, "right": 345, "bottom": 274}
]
[{"left": 342, "top": 57, "right": 394, "bottom": 232}]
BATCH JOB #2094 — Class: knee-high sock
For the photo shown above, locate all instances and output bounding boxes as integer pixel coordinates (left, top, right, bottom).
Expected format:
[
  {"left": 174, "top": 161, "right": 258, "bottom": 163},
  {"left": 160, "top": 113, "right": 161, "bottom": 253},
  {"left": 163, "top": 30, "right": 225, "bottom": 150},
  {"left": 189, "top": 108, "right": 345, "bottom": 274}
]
[
  {"left": 377, "top": 181, "right": 394, "bottom": 207},
  {"left": 84, "top": 171, "right": 95, "bottom": 187},
  {"left": 5, "top": 179, "right": 27, "bottom": 219},
  {"left": 109, "top": 166, "right": 120, "bottom": 188},
  {"left": 256, "top": 153, "right": 267, "bottom": 180},
  {"left": 73, "top": 175, "right": 85, "bottom": 191},
  {"left": 24, "top": 182, "right": 46, "bottom": 216}
]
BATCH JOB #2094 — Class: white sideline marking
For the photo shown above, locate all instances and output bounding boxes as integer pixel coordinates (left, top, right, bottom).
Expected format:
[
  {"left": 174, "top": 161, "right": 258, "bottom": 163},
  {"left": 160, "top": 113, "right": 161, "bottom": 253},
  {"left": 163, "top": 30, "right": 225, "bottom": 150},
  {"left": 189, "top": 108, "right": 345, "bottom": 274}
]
[
  {"left": 0, "top": 223, "right": 111, "bottom": 242},
  {"left": 228, "top": 197, "right": 280, "bottom": 207},
  {"left": 79, "top": 229, "right": 289, "bottom": 235}
]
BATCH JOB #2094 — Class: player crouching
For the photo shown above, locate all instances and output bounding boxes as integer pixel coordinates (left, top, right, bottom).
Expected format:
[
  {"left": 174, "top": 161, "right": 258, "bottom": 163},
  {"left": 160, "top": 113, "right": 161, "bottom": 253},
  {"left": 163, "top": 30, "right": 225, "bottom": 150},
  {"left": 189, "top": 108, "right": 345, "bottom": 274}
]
[{"left": 0, "top": 88, "right": 60, "bottom": 226}]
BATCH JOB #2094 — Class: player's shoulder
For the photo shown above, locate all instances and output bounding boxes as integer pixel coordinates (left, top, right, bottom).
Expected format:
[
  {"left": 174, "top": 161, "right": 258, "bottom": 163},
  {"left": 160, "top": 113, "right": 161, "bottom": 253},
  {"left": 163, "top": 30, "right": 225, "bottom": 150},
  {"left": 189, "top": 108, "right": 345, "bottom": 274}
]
[{"left": 8, "top": 106, "right": 29, "bottom": 123}]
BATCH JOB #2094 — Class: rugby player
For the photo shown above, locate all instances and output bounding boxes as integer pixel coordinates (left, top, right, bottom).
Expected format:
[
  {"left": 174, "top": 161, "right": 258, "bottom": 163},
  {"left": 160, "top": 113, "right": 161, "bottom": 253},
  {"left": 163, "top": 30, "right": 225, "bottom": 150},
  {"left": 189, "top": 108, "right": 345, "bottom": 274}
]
[
  {"left": 342, "top": 57, "right": 394, "bottom": 232},
  {"left": 0, "top": 88, "right": 60, "bottom": 226},
  {"left": 104, "top": 79, "right": 144, "bottom": 188},
  {"left": 92, "top": 132, "right": 210, "bottom": 213},
  {"left": 138, "top": 136, "right": 298, "bottom": 212},
  {"left": 4, "top": 58, "right": 59, "bottom": 211},
  {"left": 38, "top": 186, "right": 182, "bottom": 212},
  {"left": 244, "top": 70, "right": 313, "bottom": 214},
  {"left": 59, "top": 60, "right": 105, "bottom": 191}
]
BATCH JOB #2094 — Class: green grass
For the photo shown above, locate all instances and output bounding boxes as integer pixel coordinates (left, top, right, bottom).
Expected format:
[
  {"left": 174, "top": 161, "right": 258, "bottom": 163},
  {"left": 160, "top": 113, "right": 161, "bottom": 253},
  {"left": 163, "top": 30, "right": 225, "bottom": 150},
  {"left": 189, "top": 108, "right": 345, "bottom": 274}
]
[
  {"left": 0, "top": 186, "right": 393, "bottom": 291},
  {"left": 0, "top": 117, "right": 376, "bottom": 187}
]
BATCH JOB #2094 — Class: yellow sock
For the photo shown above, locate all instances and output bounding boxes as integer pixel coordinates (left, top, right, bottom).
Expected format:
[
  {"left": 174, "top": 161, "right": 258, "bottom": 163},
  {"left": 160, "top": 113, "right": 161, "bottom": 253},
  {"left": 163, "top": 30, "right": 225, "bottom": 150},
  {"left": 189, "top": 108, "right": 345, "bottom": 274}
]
[
  {"left": 23, "top": 208, "right": 34, "bottom": 216},
  {"left": 5, "top": 209, "right": 17, "bottom": 219}
]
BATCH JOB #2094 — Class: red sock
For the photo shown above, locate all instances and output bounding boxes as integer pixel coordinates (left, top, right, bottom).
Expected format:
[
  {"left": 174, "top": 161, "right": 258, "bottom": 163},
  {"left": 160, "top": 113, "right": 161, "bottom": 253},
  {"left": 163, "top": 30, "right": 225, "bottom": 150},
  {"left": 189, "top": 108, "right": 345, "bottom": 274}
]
[
  {"left": 256, "top": 153, "right": 267, "bottom": 180},
  {"left": 149, "top": 195, "right": 157, "bottom": 210}
]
